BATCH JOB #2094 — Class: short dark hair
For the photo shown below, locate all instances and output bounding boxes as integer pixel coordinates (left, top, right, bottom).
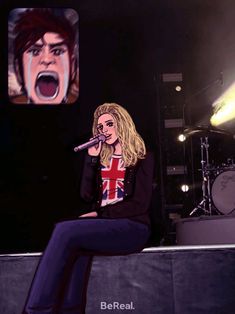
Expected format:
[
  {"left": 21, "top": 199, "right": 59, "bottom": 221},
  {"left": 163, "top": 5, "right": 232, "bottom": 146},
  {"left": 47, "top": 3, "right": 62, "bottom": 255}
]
[{"left": 13, "top": 8, "right": 77, "bottom": 89}]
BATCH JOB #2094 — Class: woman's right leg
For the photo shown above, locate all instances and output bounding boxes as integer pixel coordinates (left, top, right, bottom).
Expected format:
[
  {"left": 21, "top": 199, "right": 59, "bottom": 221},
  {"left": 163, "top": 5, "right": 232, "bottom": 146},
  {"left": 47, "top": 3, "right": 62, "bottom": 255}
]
[
  {"left": 23, "top": 218, "right": 150, "bottom": 314},
  {"left": 23, "top": 221, "right": 92, "bottom": 314}
]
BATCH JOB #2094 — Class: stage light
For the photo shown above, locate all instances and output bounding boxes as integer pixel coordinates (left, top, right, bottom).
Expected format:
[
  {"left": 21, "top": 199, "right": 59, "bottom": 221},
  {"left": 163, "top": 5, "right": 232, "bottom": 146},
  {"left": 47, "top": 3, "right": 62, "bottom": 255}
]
[
  {"left": 178, "top": 134, "right": 186, "bottom": 142},
  {"left": 175, "top": 85, "right": 182, "bottom": 92},
  {"left": 181, "top": 184, "right": 189, "bottom": 192},
  {"left": 211, "top": 82, "right": 235, "bottom": 126}
]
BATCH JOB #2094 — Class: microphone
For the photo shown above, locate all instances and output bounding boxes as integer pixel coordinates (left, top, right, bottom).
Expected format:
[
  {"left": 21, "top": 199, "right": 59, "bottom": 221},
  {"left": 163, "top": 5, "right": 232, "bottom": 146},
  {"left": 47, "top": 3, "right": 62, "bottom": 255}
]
[{"left": 74, "top": 134, "right": 106, "bottom": 152}]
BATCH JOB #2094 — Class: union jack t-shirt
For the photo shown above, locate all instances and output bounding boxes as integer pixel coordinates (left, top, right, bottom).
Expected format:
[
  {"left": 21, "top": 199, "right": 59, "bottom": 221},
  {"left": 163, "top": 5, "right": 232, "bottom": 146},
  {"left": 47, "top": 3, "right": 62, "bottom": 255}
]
[{"left": 101, "top": 155, "right": 126, "bottom": 207}]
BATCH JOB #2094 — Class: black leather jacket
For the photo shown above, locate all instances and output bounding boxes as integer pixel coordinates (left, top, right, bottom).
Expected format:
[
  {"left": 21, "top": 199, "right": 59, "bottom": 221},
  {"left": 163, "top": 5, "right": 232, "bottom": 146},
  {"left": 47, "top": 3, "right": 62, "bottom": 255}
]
[{"left": 80, "top": 152, "right": 154, "bottom": 226}]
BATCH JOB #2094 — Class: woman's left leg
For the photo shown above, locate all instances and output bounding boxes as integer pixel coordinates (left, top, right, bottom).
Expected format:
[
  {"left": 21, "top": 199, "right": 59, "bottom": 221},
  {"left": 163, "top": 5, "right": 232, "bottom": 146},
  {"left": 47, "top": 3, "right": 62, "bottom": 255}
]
[
  {"left": 57, "top": 255, "right": 93, "bottom": 314},
  {"left": 60, "top": 218, "right": 150, "bottom": 314}
]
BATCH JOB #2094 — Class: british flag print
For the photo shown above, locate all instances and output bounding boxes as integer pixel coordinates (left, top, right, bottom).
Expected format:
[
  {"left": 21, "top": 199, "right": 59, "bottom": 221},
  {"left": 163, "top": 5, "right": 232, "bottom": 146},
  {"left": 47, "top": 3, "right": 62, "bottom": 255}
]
[{"left": 101, "top": 155, "right": 126, "bottom": 206}]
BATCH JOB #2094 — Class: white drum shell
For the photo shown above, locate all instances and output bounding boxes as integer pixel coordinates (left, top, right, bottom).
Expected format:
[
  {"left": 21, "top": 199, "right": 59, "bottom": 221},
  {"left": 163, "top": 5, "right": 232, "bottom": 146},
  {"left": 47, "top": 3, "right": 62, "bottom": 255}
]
[{"left": 211, "top": 170, "right": 235, "bottom": 214}]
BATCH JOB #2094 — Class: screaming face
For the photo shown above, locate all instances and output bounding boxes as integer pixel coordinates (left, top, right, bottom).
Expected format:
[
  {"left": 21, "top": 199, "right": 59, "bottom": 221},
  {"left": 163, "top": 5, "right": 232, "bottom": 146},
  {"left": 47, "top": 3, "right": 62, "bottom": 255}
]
[{"left": 22, "top": 32, "right": 70, "bottom": 104}]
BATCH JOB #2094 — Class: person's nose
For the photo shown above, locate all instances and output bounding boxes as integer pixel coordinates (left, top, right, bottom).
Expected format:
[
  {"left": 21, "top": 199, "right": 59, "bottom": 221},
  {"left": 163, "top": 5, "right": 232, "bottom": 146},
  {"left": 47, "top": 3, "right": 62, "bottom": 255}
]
[
  {"left": 40, "top": 48, "right": 55, "bottom": 67},
  {"left": 102, "top": 125, "right": 108, "bottom": 134}
]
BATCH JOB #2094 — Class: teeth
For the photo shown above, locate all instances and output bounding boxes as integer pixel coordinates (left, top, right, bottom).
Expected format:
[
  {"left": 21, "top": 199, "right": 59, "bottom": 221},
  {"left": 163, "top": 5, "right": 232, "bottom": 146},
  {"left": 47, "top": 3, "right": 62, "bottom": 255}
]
[{"left": 37, "top": 71, "right": 58, "bottom": 80}]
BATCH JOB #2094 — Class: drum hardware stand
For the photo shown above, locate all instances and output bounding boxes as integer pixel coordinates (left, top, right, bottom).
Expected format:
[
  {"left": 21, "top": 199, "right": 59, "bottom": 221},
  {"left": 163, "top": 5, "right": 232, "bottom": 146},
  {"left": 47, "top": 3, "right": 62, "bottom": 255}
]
[{"left": 190, "top": 136, "right": 213, "bottom": 216}]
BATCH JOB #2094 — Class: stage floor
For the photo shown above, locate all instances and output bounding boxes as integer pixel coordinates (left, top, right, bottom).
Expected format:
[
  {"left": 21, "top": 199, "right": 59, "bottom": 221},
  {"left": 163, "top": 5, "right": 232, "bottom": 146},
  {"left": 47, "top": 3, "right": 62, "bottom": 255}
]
[{"left": 1, "top": 244, "right": 235, "bottom": 314}]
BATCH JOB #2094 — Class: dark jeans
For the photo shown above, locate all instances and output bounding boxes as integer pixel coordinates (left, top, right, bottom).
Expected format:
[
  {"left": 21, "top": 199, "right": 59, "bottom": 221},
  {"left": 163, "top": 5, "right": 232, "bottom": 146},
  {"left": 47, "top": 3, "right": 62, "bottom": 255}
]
[{"left": 23, "top": 218, "right": 150, "bottom": 314}]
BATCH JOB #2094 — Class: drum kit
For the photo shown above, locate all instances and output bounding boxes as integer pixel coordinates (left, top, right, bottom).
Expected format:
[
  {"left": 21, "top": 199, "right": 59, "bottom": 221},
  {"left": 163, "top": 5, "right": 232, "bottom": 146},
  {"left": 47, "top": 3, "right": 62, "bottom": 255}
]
[{"left": 183, "top": 126, "right": 235, "bottom": 216}]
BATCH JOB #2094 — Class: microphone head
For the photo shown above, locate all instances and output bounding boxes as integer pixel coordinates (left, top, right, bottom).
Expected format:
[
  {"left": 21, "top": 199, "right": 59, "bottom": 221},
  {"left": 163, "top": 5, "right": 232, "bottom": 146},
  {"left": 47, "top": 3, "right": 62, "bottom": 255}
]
[{"left": 98, "top": 134, "right": 106, "bottom": 142}]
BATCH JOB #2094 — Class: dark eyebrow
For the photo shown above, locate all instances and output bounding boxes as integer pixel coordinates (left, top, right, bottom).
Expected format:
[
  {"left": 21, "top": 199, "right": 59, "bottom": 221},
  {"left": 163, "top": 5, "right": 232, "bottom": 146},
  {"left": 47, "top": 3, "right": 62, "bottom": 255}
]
[
  {"left": 28, "top": 43, "right": 43, "bottom": 49},
  {"left": 49, "top": 42, "right": 67, "bottom": 49},
  {"left": 105, "top": 119, "right": 113, "bottom": 123}
]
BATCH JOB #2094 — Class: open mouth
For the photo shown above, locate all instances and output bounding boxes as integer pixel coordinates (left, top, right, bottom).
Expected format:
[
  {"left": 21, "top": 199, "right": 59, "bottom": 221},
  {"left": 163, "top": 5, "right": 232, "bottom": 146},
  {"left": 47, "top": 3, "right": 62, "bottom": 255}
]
[
  {"left": 106, "top": 135, "right": 112, "bottom": 140},
  {"left": 35, "top": 72, "right": 59, "bottom": 99}
]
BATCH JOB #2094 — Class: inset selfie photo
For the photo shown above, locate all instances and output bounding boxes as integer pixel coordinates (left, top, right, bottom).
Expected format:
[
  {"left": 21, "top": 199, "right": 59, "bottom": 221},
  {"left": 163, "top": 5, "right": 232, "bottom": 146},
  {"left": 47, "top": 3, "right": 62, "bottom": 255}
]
[{"left": 8, "top": 8, "right": 79, "bottom": 105}]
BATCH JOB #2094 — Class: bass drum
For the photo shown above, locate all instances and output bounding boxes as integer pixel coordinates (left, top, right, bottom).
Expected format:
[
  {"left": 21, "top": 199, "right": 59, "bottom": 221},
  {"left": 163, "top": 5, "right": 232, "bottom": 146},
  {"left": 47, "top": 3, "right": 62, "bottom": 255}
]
[{"left": 211, "top": 169, "right": 235, "bottom": 214}]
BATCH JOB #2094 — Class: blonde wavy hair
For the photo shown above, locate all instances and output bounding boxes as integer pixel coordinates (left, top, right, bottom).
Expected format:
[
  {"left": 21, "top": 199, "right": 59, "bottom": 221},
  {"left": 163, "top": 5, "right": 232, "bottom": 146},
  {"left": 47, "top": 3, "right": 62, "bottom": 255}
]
[{"left": 92, "top": 103, "right": 146, "bottom": 167}]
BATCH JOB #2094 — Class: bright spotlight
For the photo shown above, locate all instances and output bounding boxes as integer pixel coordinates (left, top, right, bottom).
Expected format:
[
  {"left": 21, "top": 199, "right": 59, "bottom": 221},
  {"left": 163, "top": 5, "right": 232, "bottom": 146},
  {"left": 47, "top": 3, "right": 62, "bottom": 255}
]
[
  {"left": 211, "top": 82, "right": 235, "bottom": 126},
  {"left": 178, "top": 134, "right": 186, "bottom": 142},
  {"left": 181, "top": 184, "right": 189, "bottom": 192},
  {"left": 175, "top": 85, "right": 182, "bottom": 92}
]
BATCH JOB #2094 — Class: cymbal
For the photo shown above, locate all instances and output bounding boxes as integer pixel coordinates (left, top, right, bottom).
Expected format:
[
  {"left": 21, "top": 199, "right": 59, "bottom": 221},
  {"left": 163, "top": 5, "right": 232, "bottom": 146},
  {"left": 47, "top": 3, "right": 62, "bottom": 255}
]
[{"left": 183, "top": 125, "right": 232, "bottom": 137}]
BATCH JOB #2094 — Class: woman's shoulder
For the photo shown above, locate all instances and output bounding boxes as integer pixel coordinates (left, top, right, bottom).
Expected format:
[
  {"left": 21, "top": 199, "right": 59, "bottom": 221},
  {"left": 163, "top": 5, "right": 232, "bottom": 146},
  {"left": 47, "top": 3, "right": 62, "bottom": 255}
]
[
  {"left": 141, "top": 151, "right": 154, "bottom": 163},
  {"left": 132, "top": 151, "right": 154, "bottom": 170}
]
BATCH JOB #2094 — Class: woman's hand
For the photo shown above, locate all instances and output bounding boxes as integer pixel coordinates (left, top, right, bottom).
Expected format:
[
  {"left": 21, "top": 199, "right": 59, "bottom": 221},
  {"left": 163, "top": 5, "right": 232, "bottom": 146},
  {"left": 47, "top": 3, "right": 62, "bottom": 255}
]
[
  {"left": 88, "top": 138, "right": 102, "bottom": 156},
  {"left": 79, "top": 211, "right": 98, "bottom": 218}
]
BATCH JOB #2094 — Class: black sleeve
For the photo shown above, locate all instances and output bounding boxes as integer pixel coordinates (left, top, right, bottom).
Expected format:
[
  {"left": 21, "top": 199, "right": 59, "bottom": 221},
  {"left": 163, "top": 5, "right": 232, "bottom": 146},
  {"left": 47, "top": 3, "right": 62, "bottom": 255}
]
[
  {"left": 99, "top": 152, "right": 154, "bottom": 219},
  {"left": 80, "top": 154, "right": 100, "bottom": 202}
]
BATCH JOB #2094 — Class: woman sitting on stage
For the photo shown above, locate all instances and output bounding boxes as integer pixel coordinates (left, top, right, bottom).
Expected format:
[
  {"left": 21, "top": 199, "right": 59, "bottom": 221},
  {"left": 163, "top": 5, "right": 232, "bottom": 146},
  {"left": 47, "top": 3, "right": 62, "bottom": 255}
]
[{"left": 23, "top": 103, "right": 154, "bottom": 314}]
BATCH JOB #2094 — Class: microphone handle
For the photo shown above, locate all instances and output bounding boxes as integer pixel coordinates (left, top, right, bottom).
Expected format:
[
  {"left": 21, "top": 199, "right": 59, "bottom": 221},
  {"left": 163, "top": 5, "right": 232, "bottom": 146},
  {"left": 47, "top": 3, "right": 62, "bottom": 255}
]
[
  {"left": 74, "top": 135, "right": 106, "bottom": 152},
  {"left": 74, "top": 138, "right": 99, "bottom": 152}
]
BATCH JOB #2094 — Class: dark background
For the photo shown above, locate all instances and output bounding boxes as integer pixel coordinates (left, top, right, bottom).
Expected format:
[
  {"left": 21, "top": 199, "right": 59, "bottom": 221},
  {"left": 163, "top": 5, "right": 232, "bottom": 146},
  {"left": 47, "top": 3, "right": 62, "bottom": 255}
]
[{"left": 0, "top": 0, "right": 235, "bottom": 252}]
